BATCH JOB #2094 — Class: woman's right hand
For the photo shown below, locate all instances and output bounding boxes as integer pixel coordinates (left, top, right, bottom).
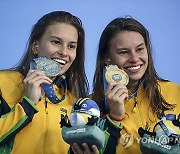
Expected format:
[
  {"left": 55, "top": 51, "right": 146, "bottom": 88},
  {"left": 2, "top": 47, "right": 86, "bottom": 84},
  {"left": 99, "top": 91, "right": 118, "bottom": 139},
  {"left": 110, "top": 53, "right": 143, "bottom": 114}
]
[
  {"left": 105, "top": 82, "right": 128, "bottom": 120},
  {"left": 23, "top": 70, "right": 52, "bottom": 105}
]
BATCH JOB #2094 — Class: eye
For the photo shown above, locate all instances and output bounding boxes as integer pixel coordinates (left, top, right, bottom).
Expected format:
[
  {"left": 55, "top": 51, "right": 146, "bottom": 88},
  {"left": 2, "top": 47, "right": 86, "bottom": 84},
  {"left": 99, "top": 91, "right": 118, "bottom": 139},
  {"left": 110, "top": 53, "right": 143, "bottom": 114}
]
[
  {"left": 118, "top": 50, "right": 128, "bottom": 55},
  {"left": 68, "top": 44, "right": 77, "bottom": 50},
  {"left": 136, "top": 47, "right": 144, "bottom": 52},
  {"left": 51, "top": 40, "right": 61, "bottom": 45}
]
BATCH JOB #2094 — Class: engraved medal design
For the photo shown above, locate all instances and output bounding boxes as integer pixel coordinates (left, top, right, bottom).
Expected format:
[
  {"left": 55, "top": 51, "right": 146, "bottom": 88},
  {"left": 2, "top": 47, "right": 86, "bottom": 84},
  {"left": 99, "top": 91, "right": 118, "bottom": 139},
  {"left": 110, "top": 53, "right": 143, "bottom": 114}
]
[
  {"left": 105, "top": 65, "right": 129, "bottom": 86},
  {"left": 35, "top": 57, "right": 61, "bottom": 77}
]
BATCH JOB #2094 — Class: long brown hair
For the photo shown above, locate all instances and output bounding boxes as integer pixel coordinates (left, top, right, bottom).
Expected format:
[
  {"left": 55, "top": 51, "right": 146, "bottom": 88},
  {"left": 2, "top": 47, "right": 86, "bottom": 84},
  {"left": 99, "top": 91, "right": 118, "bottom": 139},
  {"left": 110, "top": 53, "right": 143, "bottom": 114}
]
[
  {"left": 8, "top": 11, "right": 89, "bottom": 98},
  {"left": 92, "top": 17, "right": 175, "bottom": 117}
]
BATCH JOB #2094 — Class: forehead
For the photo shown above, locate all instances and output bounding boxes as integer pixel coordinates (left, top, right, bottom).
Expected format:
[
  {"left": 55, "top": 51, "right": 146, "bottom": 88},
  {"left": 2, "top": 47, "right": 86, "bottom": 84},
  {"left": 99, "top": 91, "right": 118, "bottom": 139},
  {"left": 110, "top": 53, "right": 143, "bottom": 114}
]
[
  {"left": 110, "top": 31, "right": 145, "bottom": 47},
  {"left": 43, "top": 23, "right": 78, "bottom": 41}
]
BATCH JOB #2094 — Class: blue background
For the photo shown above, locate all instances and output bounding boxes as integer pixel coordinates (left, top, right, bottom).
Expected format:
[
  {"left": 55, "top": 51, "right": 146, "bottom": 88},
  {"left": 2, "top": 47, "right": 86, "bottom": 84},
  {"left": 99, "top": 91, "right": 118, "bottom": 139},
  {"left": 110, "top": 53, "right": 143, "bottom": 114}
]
[{"left": 0, "top": 0, "right": 180, "bottom": 92}]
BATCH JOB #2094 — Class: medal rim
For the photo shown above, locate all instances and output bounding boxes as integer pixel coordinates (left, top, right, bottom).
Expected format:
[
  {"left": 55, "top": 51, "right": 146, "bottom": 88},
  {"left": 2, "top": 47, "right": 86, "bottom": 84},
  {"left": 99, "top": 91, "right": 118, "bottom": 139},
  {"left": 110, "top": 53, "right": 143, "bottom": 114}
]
[
  {"left": 36, "top": 58, "right": 61, "bottom": 77},
  {"left": 105, "top": 65, "right": 129, "bottom": 86}
]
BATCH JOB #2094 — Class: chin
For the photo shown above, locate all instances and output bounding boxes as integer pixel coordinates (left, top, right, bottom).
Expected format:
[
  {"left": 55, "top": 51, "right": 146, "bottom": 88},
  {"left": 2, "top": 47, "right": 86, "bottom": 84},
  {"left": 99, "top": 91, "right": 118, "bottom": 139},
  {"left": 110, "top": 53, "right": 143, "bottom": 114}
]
[
  {"left": 59, "top": 69, "right": 66, "bottom": 76},
  {"left": 129, "top": 75, "right": 143, "bottom": 82},
  {"left": 62, "top": 65, "right": 71, "bottom": 74}
]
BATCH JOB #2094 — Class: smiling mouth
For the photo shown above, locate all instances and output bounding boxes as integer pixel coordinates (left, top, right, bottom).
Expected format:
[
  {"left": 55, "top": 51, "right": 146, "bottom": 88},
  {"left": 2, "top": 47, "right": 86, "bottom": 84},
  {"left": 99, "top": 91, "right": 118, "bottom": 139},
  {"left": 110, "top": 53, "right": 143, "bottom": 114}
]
[
  {"left": 53, "top": 59, "right": 66, "bottom": 65},
  {"left": 125, "top": 65, "right": 142, "bottom": 73},
  {"left": 127, "top": 65, "right": 141, "bottom": 70}
]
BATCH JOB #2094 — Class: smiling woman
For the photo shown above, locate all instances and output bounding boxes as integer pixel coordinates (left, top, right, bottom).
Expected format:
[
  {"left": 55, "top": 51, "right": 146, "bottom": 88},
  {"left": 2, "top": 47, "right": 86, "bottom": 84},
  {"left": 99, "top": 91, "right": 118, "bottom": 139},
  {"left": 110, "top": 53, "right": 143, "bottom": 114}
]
[
  {"left": 92, "top": 16, "right": 180, "bottom": 154},
  {"left": 32, "top": 23, "right": 78, "bottom": 82},
  {"left": 108, "top": 31, "right": 149, "bottom": 89},
  {"left": 0, "top": 10, "right": 89, "bottom": 154}
]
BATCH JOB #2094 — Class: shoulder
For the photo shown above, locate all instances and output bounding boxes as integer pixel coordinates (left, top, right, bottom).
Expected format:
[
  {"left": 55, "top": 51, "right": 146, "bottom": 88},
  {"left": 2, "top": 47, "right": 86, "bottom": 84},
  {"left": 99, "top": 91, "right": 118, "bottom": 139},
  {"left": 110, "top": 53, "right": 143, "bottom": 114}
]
[
  {"left": 158, "top": 81, "right": 180, "bottom": 106},
  {"left": 0, "top": 70, "right": 24, "bottom": 105},
  {"left": 0, "top": 70, "right": 24, "bottom": 90},
  {"left": 0, "top": 70, "right": 23, "bottom": 81},
  {"left": 158, "top": 81, "right": 180, "bottom": 92}
]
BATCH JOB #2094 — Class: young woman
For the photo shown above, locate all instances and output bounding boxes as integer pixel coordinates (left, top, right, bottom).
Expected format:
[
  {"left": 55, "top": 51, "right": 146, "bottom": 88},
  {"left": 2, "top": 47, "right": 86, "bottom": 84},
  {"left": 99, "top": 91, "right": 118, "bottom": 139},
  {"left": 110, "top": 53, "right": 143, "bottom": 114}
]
[
  {"left": 0, "top": 11, "right": 90, "bottom": 154},
  {"left": 92, "top": 17, "right": 180, "bottom": 153}
]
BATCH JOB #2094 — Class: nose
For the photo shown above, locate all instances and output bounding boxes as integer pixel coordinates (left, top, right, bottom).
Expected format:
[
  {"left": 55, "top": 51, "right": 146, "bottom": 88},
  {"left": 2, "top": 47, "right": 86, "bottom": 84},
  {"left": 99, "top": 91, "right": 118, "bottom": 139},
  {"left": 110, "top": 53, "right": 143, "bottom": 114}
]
[
  {"left": 129, "top": 51, "right": 138, "bottom": 63},
  {"left": 58, "top": 45, "right": 68, "bottom": 57}
]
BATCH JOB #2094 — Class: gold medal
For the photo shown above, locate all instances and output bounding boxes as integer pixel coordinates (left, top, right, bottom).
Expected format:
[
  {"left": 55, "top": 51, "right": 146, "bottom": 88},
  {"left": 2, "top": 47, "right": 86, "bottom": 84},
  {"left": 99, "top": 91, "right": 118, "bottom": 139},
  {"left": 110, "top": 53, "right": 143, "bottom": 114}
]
[{"left": 105, "top": 65, "right": 129, "bottom": 86}]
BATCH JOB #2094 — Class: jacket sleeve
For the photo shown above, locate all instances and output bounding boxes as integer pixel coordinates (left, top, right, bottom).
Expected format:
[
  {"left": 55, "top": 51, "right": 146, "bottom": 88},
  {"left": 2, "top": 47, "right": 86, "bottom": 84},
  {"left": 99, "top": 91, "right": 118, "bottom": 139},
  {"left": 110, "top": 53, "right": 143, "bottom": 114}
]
[
  {"left": 97, "top": 115, "right": 123, "bottom": 154},
  {"left": 0, "top": 95, "right": 38, "bottom": 145}
]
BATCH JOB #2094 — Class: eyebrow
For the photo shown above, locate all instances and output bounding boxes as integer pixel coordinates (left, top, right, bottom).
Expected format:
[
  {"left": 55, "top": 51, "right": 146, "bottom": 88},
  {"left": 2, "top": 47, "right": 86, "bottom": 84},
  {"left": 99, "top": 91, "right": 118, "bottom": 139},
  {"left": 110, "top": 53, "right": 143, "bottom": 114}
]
[
  {"left": 137, "top": 43, "right": 145, "bottom": 48},
  {"left": 116, "top": 43, "right": 145, "bottom": 51},
  {"left": 51, "top": 36, "right": 78, "bottom": 44}
]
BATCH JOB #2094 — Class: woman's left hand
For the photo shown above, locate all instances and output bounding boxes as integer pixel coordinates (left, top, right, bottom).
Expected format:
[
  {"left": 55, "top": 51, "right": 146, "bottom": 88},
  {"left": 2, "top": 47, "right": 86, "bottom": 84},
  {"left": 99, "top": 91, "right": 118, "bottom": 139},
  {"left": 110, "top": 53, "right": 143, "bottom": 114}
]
[{"left": 72, "top": 143, "right": 99, "bottom": 154}]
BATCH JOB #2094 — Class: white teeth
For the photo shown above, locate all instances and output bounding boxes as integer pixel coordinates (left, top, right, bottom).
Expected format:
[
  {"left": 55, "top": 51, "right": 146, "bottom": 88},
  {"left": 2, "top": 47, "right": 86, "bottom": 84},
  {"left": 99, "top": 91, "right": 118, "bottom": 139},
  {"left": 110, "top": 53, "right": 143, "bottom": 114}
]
[
  {"left": 128, "top": 65, "right": 140, "bottom": 70},
  {"left": 54, "top": 59, "right": 66, "bottom": 64}
]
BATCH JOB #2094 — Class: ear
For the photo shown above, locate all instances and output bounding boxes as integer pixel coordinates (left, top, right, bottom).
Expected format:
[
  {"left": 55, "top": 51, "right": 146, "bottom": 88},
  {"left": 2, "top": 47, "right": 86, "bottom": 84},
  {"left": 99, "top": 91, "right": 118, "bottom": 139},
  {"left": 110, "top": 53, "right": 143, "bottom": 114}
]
[{"left": 32, "top": 41, "right": 39, "bottom": 54}]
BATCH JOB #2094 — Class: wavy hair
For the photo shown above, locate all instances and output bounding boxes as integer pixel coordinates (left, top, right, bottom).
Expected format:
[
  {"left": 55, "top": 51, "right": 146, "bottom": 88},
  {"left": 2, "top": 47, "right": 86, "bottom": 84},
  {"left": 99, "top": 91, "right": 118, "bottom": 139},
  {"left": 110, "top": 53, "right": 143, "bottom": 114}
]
[
  {"left": 10, "top": 11, "right": 89, "bottom": 98},
  {"left": 92, "top": 17, "right": 175, "bottom": 117}
]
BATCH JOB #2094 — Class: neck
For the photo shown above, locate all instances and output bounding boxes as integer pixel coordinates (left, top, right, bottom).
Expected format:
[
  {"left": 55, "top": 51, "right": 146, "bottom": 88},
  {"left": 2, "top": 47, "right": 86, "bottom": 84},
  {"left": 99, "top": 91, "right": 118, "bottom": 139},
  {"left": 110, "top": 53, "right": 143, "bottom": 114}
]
[{"left": 127, "top": 80, "right": 139, "bottom": 93}]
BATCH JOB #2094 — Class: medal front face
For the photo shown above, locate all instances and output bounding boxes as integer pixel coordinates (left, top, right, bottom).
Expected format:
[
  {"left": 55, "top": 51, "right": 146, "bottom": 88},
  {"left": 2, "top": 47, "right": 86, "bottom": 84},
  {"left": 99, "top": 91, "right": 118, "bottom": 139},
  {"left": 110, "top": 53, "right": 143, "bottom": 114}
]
[
  {"left": 112, "top": 73, "right": 122, "bottom": 82},
  {"left": 35, "top": 57, "right": 61, "bottom": 77},
  {"left": 105, "top": 65, "right": 129, "bottom": 86}
]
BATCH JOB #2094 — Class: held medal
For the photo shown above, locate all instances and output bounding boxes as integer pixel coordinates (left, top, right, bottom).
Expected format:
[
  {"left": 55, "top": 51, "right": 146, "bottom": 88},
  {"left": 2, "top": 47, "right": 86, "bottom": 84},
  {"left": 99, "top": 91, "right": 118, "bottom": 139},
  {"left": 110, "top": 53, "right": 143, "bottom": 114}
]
[
  {"left": 105, "top": 65, "right": 129, "bottom": 86},
  {"left": 34, "top": 57, "right": 61, "bottom": 77},
  {"left": 30, "top": 57, "right": 65, "bottom": 103}
]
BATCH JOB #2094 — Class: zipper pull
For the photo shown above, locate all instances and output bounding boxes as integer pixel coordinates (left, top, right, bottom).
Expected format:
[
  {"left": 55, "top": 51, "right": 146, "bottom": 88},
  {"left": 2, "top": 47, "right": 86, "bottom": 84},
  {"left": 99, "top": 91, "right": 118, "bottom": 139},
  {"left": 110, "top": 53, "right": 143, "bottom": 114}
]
[
  {"left": 132, "top": 96, "right": 138, "bottom": 113},
  {"left": 45, "top": 101, "right": 48, "bottom": 114}
]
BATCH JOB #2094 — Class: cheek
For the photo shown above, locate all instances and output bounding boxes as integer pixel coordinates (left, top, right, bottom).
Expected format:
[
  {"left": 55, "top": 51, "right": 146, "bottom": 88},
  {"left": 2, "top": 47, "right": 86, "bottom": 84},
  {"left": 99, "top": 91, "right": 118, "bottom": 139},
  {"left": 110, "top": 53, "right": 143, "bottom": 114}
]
[
  {"left": 38, "top": 52, "right": 47, "bottom": 57},
  {"left": 142, "top": 52, "right": 149, "bottom": 64},
  {"left": 37, "top": 48, "right": 52, "bottom": 58},
  {"left": 70, "top": 51, "right": 77, "bottom": 62},
  {"left": 37, "top": 42, "right": 55, "bottom": 57},
  {"left": 111, "top": 56, "right": 125, "bottom": 66}
]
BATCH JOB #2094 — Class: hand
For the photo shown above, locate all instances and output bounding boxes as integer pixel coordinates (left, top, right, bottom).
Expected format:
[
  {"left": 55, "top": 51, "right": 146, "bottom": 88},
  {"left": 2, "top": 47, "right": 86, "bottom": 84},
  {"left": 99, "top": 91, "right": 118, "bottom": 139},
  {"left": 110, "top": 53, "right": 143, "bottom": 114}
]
[
  {"left": 72, "top": 143, "right": 99, "bottom": 154},
  {"left": 105, "top": 82, "right": 128, "bottom": 118},
  {"left": 23, "top": 70, "right": 52, "bottom": 104}
]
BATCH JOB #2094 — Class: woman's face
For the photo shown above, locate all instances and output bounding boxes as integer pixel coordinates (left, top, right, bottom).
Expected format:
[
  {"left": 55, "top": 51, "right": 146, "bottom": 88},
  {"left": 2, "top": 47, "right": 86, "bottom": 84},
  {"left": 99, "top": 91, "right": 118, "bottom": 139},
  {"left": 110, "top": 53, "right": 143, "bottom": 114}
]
[
  {"left": 108, "top": 31, "right": 148, "bottom": 85},
  {"left": 33, "top": 23, "right": 78, "bottom": 76}
]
